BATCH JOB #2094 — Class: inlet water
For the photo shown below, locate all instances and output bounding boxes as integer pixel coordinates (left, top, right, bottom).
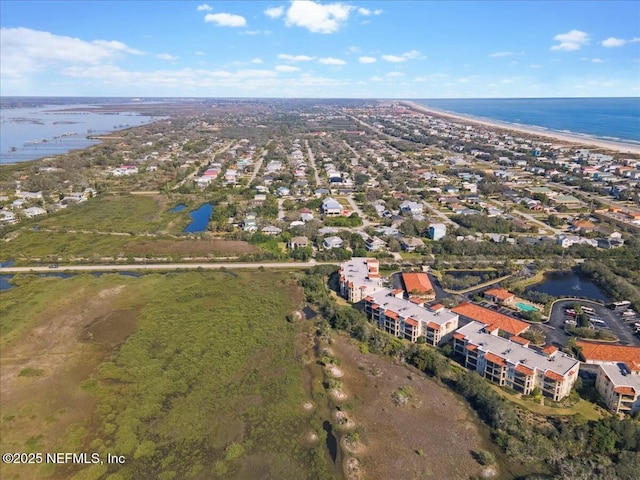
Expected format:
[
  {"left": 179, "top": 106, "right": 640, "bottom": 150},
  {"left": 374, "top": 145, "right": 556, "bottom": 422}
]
[{"left": 184, "top": 204, "right": 213, "bottom": 233}]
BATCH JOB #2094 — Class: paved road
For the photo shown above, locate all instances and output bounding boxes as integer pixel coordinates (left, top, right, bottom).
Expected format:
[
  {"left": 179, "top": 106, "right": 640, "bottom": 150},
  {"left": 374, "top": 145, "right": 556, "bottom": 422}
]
[
  {"left": 304, "top": 140, "right": 322, "bottom": 186},
  {"left": 422, "top": 201, "right": 456, "bottom": 226},
  {"left": 343, "top": 195, "right": 370, "bottom": 229},
  {"left": 172, "top": 141, "right": 233, "bottom": 191},
  {"left": 0, "top": 261, "right": 334, "bottom": 274}
]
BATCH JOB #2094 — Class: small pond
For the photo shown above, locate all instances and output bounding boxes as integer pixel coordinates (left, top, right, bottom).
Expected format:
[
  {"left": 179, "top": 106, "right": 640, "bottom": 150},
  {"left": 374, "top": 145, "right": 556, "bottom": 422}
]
[
  {"left": 526, "top": 271, "right": 609, "bottom": 302},
  {"left": 184, "top": 204, "right": 213, "bottom": 233},
  {"left": 170, "top": 204, "right": 187, "bottom": 212}
]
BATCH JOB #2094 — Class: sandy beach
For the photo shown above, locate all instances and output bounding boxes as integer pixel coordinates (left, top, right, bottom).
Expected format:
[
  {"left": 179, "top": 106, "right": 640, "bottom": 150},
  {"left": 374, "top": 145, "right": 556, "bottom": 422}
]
[{"left": 401, "top": 101, "right": 640, "bottom": 155}]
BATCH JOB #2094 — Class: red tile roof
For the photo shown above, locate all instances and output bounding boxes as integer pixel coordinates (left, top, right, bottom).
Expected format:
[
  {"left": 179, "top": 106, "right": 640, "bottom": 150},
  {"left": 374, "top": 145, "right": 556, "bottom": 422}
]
[
  {"left": 402, "top": 272, "right": 434, "bottom": 295},
  {"left": 405, "top": 318, "right": 419, "bottom": 327},
  {"left": 451, "top": 303, "right": 530, "bottom": 336},
  {"left": 430, "top": 303, "right": 445, "bottom": 311},
  {"left": 454, "top": 332, "right": 466, "bottom": 340},
  {"left": 484, "top": 352, "right": 506, "bottom": 366},
  {"left": 543, "top": 345, "right": 559, "bottom": 355},
  {"left": 372, "top": 304, "right": 380, "bottom": 310},
  {"left": 466, "top": 344, "right": 478, "bottom": 352},
  {"left": 614, "top": 386, "right": 637, "bottom": 396},
  {"left": 515, "top": 364, "right": 535, "bottom": 376},
  {"left": 385, "top": 310, "right": 399, "bottom": 320},
  {"left": 576, "top": 342, "right": 640, "bottom": 371},
  {"left": 510, "top": 336, "right": 530, "bottom": 346},
  {"left": 426, "top": 321, "right": 440, "bottom": 330},
  {"left": 545, "top": 370, "right": 565, "bottom": 382},
  {"left": 484, "top": 288, "right": 515, "bottom": 301},
  {"left": 364, "top": 296, "right": 374, "bottom": 302}
]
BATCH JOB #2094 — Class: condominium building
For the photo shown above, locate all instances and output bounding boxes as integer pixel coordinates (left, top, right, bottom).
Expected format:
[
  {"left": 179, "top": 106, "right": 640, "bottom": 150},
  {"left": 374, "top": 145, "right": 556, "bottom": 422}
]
[
  {"left": 364, "top": 288, "right": 459, "bottom": 346},
  {"left": 595, "top": 363, "right": 640, "bottom": 415},
  {"left": 338, "top": 257, "right": 383, "bottom": 303},
  {"left": 451, "top": 302, "right": 530, "bottom": 337},
  {"left": 454, "top": 321, "right": 580, "bottom": 401}
]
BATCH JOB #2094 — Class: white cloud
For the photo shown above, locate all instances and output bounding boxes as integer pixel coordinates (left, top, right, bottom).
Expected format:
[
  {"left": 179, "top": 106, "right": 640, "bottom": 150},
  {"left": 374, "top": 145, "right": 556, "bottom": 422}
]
[
  {"left": 602, "top": 36, "right": 640, "bottom": 47},
  {"left": 196, "top": 4, "right": 212, "bottom": 11},
  {"left": 582, "top": 57, "right": 604, "bottom": 63},
  {"left": 204, "top": 13, "right": 247, "bottom": 27},
  {"left": 370, "top": 76, "right": 384, "bottom": 82},
  {"left": 319, "top": 57, "right": 346, "bottom": 65},
  {"left": 194, "top": 51, "right": 205, "bottom": 56},
  {"left": 264, "top": 6, "right": 285, "bottom": 19},
  {"left": 241, "top": 30, "right": 271, "bottom": 36},
  {"left": 251, "top": 57, "right": 263, "bottom": 64},
  {"left": 157, "top": 53, "right": 178, "bottom": 61},
  {"left": 357, "top": 7, "right": 383, "bottom": 16},
  {"left": 489, "top": 51, "right": 513, "bottom": 57},
  {"left": 551, "top": 30, "right": 589, "bottom": 51},
  {"left": 275, "top": 65, "right": 300, "bottom": 72},
  {"left": 382, "top": 50, "right": 424, "bottom": 62},
  {"left": 528, "top": 64, "right": 542, "bottom": 69},
  {"left": 382, "top": 54, "right": 405, "bottom": 63},
  {"left": 387, "top": 71, "right": 405, "bottom": 77},
  {"left": 359, "top": 56, "right": 376, "bottom": 64},
  {"left": 285, "top": 0, "right": 353, "bottom": 34},
  {"left": 0, "top": 27, "right": 142, "bottom": 79},
  {"left": 278, "top": 54, "right": 315, "bottom": 62}
]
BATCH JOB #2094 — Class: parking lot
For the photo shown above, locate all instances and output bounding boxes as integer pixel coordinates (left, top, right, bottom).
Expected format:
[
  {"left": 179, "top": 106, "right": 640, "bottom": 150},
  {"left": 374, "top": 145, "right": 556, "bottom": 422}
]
[{"left": 547, "top": 299, "right": 640, "bottom": 347}]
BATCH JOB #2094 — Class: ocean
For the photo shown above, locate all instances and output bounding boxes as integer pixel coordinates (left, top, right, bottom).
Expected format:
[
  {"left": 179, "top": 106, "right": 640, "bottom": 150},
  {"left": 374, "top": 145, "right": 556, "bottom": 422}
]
[{"left": 411, "top": 97, "right": 640, "bottom": 145}]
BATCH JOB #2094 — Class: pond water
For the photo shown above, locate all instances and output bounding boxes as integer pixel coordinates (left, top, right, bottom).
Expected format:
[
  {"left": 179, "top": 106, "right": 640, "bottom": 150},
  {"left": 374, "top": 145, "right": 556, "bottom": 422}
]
[
  {"left": 170, "top": 204, "right": 186, "bottom": 212},
  {"left": 322, "top": 421, "right": 338, "bottom": 464},
  {"left": 184, "top": 204, "right": 213, "bottom": 233},
  {"left": 526, "top": 271, "right": 609, "bottom": 302}
]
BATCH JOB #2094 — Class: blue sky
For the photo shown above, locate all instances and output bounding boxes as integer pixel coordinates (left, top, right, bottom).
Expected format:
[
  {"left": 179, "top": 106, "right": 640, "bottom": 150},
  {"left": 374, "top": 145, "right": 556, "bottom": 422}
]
[{"left": 1, "top": 1, "right": 638, "bottom": 98}]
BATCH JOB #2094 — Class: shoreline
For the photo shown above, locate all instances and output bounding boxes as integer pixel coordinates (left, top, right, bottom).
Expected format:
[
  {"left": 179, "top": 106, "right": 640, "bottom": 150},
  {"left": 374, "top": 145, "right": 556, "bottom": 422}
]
[{"left": 401, "top": 100, "right": 640, "bottom": 155}]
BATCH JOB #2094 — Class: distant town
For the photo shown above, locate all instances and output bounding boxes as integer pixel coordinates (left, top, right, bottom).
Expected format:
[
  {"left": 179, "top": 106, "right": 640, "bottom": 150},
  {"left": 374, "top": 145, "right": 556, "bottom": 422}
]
[{"left": 1, "top": 98, "right": 639, "bottom": 480}]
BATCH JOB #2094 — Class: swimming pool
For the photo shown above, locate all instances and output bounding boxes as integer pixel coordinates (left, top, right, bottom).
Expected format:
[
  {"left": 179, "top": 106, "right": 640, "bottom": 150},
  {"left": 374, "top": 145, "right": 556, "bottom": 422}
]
[{"left": 516, "top": 302, "right": 539, "bottom": 312}]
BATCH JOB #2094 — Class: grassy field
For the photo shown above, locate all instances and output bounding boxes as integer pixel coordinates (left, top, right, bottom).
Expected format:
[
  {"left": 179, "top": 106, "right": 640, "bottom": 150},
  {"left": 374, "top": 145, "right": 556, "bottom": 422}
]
[
  {"left": 0, "top": 271, "right": 336, "bottom": 480},
  {"left": 0, "top": 232, "right": 260, "bottom": 263},
  {"left": 37, "top": 195, "right": 187, "bottom": 234}
]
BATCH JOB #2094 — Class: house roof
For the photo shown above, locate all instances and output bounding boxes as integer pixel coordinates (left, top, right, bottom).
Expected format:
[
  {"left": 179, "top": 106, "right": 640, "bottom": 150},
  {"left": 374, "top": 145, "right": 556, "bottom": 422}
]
[
  {"left": 515, "top": 364, "right": 535, "bottom": 376},
  {"left": 614, "top": 386, "right": 637, "bottom": 396},
  {"left": 485, "top": 352, "right": 507, "bottom": 367},
  {"left": 402, "top": 272, "right": 434, "bottom": 295},
  {"left": 510, "top": 336, "right": 531, "bottom": 346},
  {"left": 577, "top": 342, "right": 640, "bottom": 371},
  {"left": 545, "top": 370, "right": 565, "bottom": 382},
  {"left": 451, "top": 303, "right": 530, "bottom": 336},
  {"left": 484, "top": 288, "right": 515, "bottom": 301}
]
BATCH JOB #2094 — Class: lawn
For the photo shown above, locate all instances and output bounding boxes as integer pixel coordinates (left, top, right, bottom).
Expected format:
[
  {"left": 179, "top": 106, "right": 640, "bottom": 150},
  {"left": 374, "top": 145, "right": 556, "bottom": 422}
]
[
  {"left": 0, "top": 271, "right": 335, "bottom": 480},
  {"left": 489, "top": 384, "right": 602, "bottom": 421}
]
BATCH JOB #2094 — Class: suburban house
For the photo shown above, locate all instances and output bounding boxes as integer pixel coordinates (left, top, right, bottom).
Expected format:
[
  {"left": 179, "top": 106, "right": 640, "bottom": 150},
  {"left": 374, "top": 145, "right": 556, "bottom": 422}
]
[
  {"left": 288, "top": 236, "right": 309, "bottom": 249},
  {"left": 454, "top": 321, "right": 580, "bottom": 401},
  {"left": 400, "top": 237, "right": 425, "bottom": 252},
  {"left": 23, "top": 206, "right": 47, "bottom": 218},
  {"left": 323, "top": 236, "right": 344, "bottom": 250},
  {"left": 428, "top": 223, "right": 447, "bottom": 241},
  {"left": 451, "top": 302, "right": 530, "bottom": 337},
  {"left": 338, "top": 257, "right": 383, "bottom": 303},
  {"left": 111, "top": 165, "right": 138, "bottom": 176},
  {"left": 402, "top": 272, "right": 435, "bottom": 301},
  {"left": 321, "top": 197, "right": 342, "bottom": 216},
  {"left": 364, "top": 236, "right": 386, "bottom": 252},
  {"left": 595, "top": 363, "right": 640, "bottom": 415},
  {"left": 261, "top": 225, "right": 282, "bottom": 236},
  {"left": 483, "top": 288, "right": 516, "bottom": 306},
  {"left": 364, "top": 288, "right": 459, "bottom": 346},
  {"left": 242, "top": 212, "right": 258, "bottom": 232}
]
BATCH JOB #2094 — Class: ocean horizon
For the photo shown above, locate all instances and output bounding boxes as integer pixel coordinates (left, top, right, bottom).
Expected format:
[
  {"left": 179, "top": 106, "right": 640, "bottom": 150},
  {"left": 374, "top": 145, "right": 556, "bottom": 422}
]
[
  {"left": 410, "top": 97, "right": 640, "bottom": 145},
  {"left": 2, "top": 96, "right": 639, "bottom": 163}
]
